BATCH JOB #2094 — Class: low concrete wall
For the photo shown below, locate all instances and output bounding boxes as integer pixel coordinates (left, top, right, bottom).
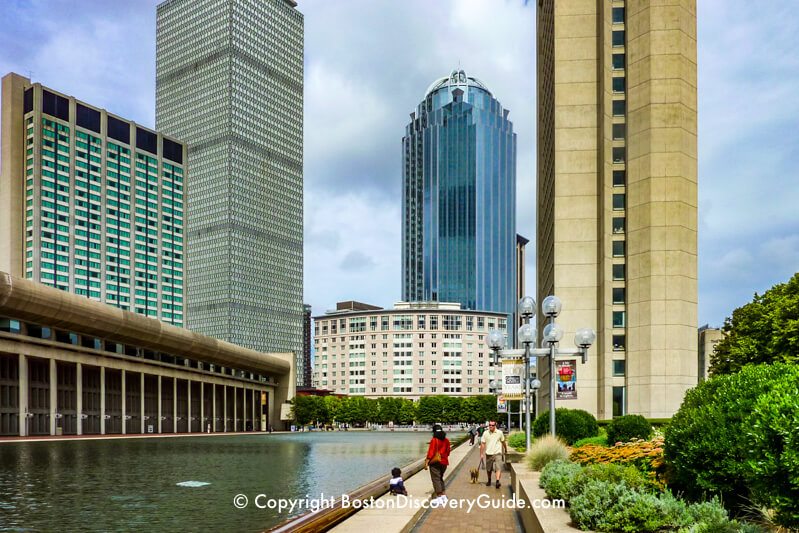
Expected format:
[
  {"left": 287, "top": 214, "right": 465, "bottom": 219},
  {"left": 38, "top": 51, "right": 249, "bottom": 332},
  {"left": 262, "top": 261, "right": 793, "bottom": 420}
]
[{"left": 510, "top": 461, "right": 595, "bottom": 533}]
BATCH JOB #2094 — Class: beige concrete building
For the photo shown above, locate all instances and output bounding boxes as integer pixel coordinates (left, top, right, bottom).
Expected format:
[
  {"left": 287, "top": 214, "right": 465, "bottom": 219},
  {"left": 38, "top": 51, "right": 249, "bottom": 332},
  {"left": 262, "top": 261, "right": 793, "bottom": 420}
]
[
  {"left": 0, "top": 271, "right": 294, "bottom": 436},
  {"left": 312, "top": 301, "right": 508, "bottom": 399},
  {"left": 536, "top": 0, "right": 697, "bottom": 418},
  {"left": 698, "top": 325, "right": 722, "bottom": 381},
  {"left": 1, "top": 72, "right": 186, "bottom": 326}
]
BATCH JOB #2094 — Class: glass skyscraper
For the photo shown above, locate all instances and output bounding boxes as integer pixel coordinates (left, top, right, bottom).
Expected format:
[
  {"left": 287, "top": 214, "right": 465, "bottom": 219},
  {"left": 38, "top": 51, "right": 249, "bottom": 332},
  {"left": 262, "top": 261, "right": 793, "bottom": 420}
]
[
  {"left": 402, "top": 70, "right": 517, "bottom": 323},
  {"left": 155, "top": 0, "right": 304, "bottom": 360}
]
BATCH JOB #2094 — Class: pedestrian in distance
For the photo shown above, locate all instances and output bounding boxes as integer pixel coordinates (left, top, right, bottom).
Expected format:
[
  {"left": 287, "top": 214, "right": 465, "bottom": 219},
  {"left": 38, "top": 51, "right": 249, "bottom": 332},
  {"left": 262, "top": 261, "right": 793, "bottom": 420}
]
[
  {"left": 468, "top": 424, "right": 477, "bottom": 446},
  {"left": 480, "top": 420, "right": 507, "bottom": 488},
  {"left": 424, "top": 424, "right": 451, "bottom": 504}
]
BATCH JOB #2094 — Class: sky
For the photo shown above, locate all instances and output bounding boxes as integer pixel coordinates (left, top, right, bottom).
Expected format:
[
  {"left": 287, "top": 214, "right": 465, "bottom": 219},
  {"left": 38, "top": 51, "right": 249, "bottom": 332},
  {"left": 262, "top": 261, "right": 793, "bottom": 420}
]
[{"left": 1, "top": 0, "right": 797, "bottom": 330}]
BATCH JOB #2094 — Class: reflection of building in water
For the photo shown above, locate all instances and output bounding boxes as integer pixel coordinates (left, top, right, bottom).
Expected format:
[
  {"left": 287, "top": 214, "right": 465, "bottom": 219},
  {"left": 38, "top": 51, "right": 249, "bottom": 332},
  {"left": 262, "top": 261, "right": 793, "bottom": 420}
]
[
  {"left": 0, "top": 272, "right": 295, "bottom": 437},
  {"left": 312, "top": 301, "right": 508, "bottom": 399}
]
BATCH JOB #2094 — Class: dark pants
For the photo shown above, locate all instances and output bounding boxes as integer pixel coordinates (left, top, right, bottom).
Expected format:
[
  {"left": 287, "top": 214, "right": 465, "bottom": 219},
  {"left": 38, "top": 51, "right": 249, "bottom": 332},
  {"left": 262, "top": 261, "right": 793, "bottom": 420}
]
[
  {"left": 469, "top": 433, "right": 475, "bottom": 445},
  {"left": 429, "top": 463, "right": 447, "bottom": 494}
]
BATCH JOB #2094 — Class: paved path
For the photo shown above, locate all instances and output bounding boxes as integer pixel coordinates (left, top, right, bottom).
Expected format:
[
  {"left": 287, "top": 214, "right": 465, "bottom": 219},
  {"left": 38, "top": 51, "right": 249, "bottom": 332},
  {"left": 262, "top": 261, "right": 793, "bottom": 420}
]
[{"left": 412, "top": 444, "right": 522, "bottom": 533}]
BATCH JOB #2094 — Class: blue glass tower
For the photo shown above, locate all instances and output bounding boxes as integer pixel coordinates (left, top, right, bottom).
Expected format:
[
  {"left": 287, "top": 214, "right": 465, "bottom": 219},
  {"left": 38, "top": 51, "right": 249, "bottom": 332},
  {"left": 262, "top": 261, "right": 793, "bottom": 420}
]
[{"left": 402, "top": 70, "right": 517, "bottom": 322}]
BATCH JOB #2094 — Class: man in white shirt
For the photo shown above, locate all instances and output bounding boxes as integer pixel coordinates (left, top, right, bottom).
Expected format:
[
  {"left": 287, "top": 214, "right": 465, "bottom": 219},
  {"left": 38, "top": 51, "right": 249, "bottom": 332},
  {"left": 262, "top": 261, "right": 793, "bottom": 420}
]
[{"left": 480, "top": 420, "right": 507, "bottom": 488}]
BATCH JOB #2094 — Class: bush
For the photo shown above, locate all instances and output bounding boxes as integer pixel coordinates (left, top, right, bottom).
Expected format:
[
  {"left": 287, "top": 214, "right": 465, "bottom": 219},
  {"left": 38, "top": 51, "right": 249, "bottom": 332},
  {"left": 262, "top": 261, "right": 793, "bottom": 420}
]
[
  {"left": 507, "top": 431, "right": 526, "bottom": 451},
  {"left": 527, "top": 434, "right": 570, "bottom": 471},
  {"left": 571, "top": 463, "right": 660, "bottom": 497},
  {"left": 664, "top": 363, "right": 799, "bottom": 510},
  {"left": 571, "top": 437, "right": 667, "bottom": 488},
  {"left": 532, "top": 408, "right": 598, "bottom": 445},
  {"left": 574, "top": 434, "right": 608, "bottom": 447},
  {"left": 745, "top": 377, "right": 799, "bottom": 529},
  {"left": 539, "top": 460, "right": 581, "bottom": 501},
  {"left": 607, "top": 414, "right": 653, "bottom": 444}
]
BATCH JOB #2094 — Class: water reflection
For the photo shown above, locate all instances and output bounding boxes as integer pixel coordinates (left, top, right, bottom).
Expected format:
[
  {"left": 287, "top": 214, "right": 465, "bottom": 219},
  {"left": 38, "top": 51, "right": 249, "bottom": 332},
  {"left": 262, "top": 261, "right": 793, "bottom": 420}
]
[{"left": 0, "top": 432, "right": 460, "bottom": 532}]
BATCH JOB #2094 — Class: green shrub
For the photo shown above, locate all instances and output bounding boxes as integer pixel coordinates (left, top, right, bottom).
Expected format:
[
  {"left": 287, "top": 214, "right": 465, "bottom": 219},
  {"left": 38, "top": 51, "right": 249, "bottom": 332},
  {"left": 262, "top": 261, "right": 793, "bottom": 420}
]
[
  {"left": 527, "top": 434, "right": 570, "bottom": 471},
  {"left": 745, "top": 377, "right": 799, "bottom": 529},
  {"left": 664, "top": 363, "right": 794, "bottom": 506},
  {"left": 569, "top": 480, "right": 635, "bottom": 531},
  {"left": 539, "top": 460, "right": 581, "bottom": 501},
  {"left": 573, "top": 434, "right": 608, "bottom": 447},
  {"left": 532, "top": 408, "right": 598, "bottom": 445},
  {"left": 507, "top": 431, "right": 526, "bottom": 451},
  {"left": 571, "top": 463, "right": 659, "bottom": 497},
  {"left": 606, "top": 414, "right": 653, "bottom": 444}
]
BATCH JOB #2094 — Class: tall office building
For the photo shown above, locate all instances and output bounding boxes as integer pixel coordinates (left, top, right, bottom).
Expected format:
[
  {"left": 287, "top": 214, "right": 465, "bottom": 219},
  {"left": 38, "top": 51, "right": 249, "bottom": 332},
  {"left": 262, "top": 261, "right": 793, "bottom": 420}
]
[
  {"left": 155, "top": 0, "right": 304, "bottom": 360},
  {"left": 301, "top": 303, "right": 312, "bottom": 388},
  {"left": 402, "top": 69, "right": 517, "bottom": 324},
  {"left": 1, "top": 73, "right": 186, "bottom": 325},
  {"left": 536, "top": 1, "right": 697, "bottom": 418}
]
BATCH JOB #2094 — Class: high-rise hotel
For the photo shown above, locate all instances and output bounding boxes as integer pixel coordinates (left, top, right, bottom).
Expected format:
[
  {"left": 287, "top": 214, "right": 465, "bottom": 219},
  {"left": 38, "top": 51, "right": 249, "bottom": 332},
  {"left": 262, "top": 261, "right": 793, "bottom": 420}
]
[
  {"left": 536, "top": 1, "right": 697, "bottom": 418},
  {"left": 1, "top": 73, "right": 186, "bottom": 326},
  {"left": 155, "top": 0, "right": 304, "bottom": 361},
  {"left": 402, "top": 70, "right": 517, "bottom": 326}
]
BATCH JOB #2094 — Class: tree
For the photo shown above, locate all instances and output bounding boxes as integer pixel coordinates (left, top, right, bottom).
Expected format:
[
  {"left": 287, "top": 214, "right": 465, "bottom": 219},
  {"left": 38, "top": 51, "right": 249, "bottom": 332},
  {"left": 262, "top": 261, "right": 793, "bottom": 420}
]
[
  {"left": 441, "top": 396, "right": 462, "bottom": 423},
  {"left": 398, "top": 399, "right": 416, "bottom": 424},
  {"left": 710, "top": 272, "right": 799, "bottom": 375},
  {"left": 291, "top": 395, "right": 316, "bottom": 425},
  {"left": 417, "top": 396, "right": 443, "bottom": 424},
  {"left": 460, "top": 397, "right": 480, "bottom": 423}
]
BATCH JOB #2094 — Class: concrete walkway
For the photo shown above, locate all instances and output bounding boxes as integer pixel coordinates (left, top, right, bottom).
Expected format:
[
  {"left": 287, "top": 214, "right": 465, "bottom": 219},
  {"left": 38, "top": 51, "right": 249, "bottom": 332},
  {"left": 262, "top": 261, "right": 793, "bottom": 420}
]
[
  {"left": 329, "top": 440, "right": 474, "bottom": 533},
  {"left": 412, "top": 444, "right": 522, "bottom": 533}
]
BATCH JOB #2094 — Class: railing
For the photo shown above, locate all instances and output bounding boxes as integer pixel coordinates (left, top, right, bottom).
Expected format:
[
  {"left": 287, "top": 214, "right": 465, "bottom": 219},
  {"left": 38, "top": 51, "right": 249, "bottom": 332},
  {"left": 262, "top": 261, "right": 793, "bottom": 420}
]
[{"left": 264, "top": 434, "right": 468, "bottom": 533}]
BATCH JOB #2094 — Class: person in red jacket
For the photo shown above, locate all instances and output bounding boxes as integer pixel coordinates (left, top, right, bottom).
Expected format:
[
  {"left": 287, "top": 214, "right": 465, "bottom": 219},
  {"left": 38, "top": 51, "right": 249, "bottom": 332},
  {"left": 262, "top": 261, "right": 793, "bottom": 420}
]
[{"left": 424, "top": 424, "right": 451, "bottom": 504}]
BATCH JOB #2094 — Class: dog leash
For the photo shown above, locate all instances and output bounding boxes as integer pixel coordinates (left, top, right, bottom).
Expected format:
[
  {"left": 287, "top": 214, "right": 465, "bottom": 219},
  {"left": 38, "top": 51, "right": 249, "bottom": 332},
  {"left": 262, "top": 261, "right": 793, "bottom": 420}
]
[{"left": 478, "top": 457, "right": 485, "bottom": 470}]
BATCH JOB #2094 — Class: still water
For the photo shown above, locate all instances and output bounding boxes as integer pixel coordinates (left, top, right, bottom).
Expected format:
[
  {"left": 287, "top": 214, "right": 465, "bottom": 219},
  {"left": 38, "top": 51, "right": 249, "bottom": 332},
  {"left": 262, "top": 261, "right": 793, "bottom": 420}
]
[{"left": 0, "top": 431, "right": 461, "bottom": 532}]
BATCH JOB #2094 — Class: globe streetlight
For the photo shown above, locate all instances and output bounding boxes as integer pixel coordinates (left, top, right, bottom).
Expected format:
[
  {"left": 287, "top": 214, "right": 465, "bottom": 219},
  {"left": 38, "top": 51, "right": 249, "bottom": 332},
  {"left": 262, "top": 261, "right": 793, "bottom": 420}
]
[{"left": 517, "top": 320, "right": 537, "bottom": 450}]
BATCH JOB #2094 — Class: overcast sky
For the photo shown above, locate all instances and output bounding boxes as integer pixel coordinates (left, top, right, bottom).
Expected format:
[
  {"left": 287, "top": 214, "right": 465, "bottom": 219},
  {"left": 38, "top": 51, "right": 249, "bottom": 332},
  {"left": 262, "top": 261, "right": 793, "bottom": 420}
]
[{"left": 1, "top": 0, "right": 797, "bottom": 329}]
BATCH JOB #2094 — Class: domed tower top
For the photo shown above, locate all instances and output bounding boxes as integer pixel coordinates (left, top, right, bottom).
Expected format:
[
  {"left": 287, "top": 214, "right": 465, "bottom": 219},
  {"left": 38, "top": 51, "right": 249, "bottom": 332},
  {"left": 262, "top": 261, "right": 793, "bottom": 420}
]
[{"left": 424, "top": 69, "right": 492, "bottom": 99}]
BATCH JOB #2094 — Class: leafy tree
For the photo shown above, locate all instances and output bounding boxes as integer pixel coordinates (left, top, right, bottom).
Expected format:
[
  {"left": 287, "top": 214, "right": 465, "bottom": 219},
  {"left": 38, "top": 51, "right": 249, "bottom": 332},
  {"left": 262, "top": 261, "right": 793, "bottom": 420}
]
[
  {"left": 398, "top": 399, "right": 416, "bottom": 424},
  {"left": 323, "top": 395, "right": 341, "bottom": 423},
  {"left": 460, "top": 397, "right": 480, "bottom": 423},
  {"left": 377, "top": 397, "right": 402, "bottom": 424},
  {"left": 441, "top": 396, "right": 462, "bottom": 423},
  {"left": 417, "top": 396, "right": 443, "bottom": 423},
  {"left": 291, "top": 395, "right": 317, "bottom": 425},
  {"left": 710, "top": 273, "right": 799, "bottom": 375},
  {"left": 475, "top": 394, "right": 500, "bottom": 423}
]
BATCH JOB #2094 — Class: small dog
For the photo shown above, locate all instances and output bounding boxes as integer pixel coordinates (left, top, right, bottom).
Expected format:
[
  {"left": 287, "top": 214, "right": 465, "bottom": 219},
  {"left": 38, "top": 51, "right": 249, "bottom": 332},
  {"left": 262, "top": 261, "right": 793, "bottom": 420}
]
[{"left": 469, "top": 467, "right": 480, "bottom": 484}]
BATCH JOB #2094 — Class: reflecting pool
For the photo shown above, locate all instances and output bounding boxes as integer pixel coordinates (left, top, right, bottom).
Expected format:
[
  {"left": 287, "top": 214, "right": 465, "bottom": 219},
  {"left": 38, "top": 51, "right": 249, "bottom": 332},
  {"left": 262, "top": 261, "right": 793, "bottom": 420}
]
[{"left": 0, "top": 431, "right": 462, "bottom": 531}]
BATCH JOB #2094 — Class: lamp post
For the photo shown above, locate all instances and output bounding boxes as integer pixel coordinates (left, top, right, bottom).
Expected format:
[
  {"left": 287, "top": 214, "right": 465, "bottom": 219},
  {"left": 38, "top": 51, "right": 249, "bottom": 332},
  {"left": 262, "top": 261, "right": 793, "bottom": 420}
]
[{"left": 488, "top": 296, "right": 596, "bottom": 441}]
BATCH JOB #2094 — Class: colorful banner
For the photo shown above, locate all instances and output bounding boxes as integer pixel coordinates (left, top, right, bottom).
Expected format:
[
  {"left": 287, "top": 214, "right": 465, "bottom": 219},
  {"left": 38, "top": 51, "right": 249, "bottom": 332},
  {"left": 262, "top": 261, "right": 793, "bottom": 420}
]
[
  {"left": 496, "top": 395, "right": 507, "bottom": 413},
  {"left": 556, "top": 360, "right": 577, "bottom": 400},
  {"left": 501, "top": 358, "right": 524, "bottom": 400}
]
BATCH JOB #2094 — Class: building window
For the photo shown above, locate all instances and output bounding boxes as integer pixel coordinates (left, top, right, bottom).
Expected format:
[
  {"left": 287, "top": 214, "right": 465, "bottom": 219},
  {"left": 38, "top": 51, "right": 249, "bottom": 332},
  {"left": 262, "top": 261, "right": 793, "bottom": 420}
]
[
  {"left": 612, "top": 30, "right": 625, "bottom": 47},
  {"left": 612, "top": 123, "right": 626, "bottom": 140},
  {"left": 612, "top": 240, "right": 626, "bottom": 257},
  {"left": 613, "top": 147, "right": 626, "bottom": 163},
  {"left": 613, "top": 386, "right": 626, "bottom": 417},
  {"left": 613, "top": 311, "right": 626, "bottom": 328},
  {"left": 612, "top": 77, "right": 626, "bottom": 93},
  {"left": 612, "top": 100, "right": 626, "bottom": 117},
  {"left": 613, "top": 193, "right": 626, "bottom": 210},
  {"left": 613, "top": 263, "right": 626, "bottom": 280},
  {"left": 613, "top": 217, "right": 625, "bottom": 234},
  {"left": 613, "top": 334, "right": 626, "bottom": 351},
  {"left": 613, "top": 360, "right": 626, "bottom": 377},
  {"left": 613, "top": 170, "right": 626, "bottom": 187},
  {"left": 612, "top": 53, "right": 625, "bottom": 70},
  {"left": 612, "top": 7, "right": 625, "bottom": 24},
  {"left": 613, "top": 287, "right": 626, "bottom": 304}
]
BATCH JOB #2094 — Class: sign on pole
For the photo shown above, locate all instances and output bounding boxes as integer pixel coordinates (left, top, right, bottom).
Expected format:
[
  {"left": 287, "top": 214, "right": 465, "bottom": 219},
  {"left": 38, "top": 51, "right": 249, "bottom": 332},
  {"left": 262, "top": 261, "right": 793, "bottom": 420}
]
[
  {"left": 497, "top": 395, "right": 507, "bottom": 413},
  {"left": 501, "top": 358, "right": 524, "bottom": 400},
  {"left": 556, "top": 360, "right": 577, "bottom": 400}
]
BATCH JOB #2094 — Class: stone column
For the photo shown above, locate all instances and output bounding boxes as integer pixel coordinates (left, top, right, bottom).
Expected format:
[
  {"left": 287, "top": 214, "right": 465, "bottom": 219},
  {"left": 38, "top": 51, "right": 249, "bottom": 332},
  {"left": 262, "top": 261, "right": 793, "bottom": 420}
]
[
  {"left": 158, "top": 375, "right": 162, "bottom": 434},
  {"left": 18, "top": 354, "right": 28, "bottom": 437},
  {"left": 187, "top": 379, "right": 192, "bottom": 433},
  {"left": 200, "top": 382, "right": 204, "bottom": 432},
  {"left": 140, "top": 372, "right": 145, "bottom": 434},
  {"left": 223, "top": 385, "right": 227, "bottom": 432},
  {"left": 173, "top": 377, "right": 177, "bottom": 434},
  {"left": 212, "top": 383, "right": 216, "bottom": 432},
  {"left": 243, "top": 387, "right": 247, "bottom": 431},
  {"left": 76, "top": 362, "right": 83, "bottom": 436},
  {"left": 100, "top": 366, "right": 106, "bottom": 435},
  {"left": 49, "top": 359, "right": 57, "bottom": 436},
  {"left": 233, "top": 386, "right": 237, "bottom": 432},
  {"left": 121, "top": 369, "right": 126, "bottom": 435}
]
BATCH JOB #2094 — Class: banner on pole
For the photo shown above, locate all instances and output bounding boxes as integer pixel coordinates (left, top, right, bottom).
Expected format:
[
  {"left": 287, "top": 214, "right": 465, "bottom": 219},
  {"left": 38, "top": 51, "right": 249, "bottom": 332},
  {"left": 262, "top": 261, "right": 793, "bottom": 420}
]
[
  {"left": 501, "top": 358, "right": 524, "bottom": 400},
  {"left": 556, "top": 360, "right": 577, "bottom": 400},
  {"left": 496, "top": 395, "right": 507, "bottom": 413}
]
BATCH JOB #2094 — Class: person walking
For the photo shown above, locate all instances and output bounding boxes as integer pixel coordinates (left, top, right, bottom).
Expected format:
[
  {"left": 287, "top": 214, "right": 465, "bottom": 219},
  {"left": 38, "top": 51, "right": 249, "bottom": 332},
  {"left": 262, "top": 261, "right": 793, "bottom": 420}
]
[
  {"left": 424, "top": 424, "right": 451, "bottom": 504},
  {"left": 468, "top": 424, "right": 477, "bottom": 446},
  {"left": 480, "top": 420, "right": 507, "bottom": 488}
]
